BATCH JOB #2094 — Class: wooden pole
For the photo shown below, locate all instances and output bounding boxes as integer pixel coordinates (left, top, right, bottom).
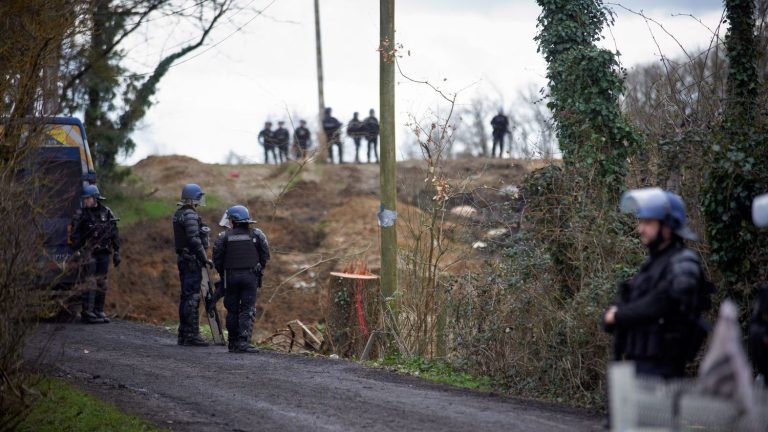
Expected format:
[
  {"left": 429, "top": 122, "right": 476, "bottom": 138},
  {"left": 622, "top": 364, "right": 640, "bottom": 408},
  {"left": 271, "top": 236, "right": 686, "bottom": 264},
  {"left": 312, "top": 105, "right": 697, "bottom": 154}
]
[
  {"left": 379, "top": 0, "right": 397, "bottom": 301},
  {"left": 314, "top": 0, "right": 328, "bottom": 163}
]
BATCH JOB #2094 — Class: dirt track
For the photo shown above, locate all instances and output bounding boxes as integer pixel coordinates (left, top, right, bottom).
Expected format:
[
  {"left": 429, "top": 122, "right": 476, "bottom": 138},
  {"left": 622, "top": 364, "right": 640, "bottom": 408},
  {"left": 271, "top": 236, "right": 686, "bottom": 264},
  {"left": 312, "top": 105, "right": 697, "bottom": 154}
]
[{"left": 29, "top": 321, "right": 601, "bottom": 431}]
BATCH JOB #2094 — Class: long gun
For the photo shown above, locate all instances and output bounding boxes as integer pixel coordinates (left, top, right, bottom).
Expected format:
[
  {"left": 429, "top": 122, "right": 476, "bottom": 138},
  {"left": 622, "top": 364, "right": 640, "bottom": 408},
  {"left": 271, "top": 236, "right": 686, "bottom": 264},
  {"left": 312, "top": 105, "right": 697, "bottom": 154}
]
[{"left": 200, "top": 266, "right": 225, "bottom": 345}]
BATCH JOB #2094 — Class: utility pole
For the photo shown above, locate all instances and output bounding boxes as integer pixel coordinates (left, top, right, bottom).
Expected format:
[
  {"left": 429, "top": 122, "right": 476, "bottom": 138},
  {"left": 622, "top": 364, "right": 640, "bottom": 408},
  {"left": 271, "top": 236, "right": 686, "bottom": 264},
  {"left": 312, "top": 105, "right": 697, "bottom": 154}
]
[
  {"left": 313, "top": 0, "right": 328, "bottom": 163},
  {"left": 379, "top": 0, "right": 397, "bottom": 301}
]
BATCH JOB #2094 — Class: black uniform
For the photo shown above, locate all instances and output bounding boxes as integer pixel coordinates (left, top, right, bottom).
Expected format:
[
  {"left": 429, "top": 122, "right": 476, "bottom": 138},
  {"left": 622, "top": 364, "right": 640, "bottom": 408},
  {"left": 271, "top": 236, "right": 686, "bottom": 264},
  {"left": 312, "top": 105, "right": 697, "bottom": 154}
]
[
  {"left": 213, "top": 225, "right": 270, "bottom": 350},
  {"left": 273, "top": 126, "right": 290, "bottom": 164},
  {"left": 347, "top": 116, "right": 364, "bottom": 163},
  {"left": 258, "top": 127, "right": 277, "bottom": 165},
  {"left": 363, "top": 114, "right": 380, "bottom": 163},
  {"left": 322, "top": 114, "right": 343, "bottom": 164},
  {"left": 490, "top": 114, "right": 510, "bottom": 158},
  {"left": 70, "top": 203, "right": 120, "bottom": 321},
  {"left": 749, "top": 283, "right": 768, "bottom": 379},
  {"left": 603, "top": 241, "right": 710, "bottom": 378},
  {"left": 294, "top": 125, "right": 311, "bottom": 158},
  {"left": 172, "top": 206, "right": 210, "bottom": 341}
]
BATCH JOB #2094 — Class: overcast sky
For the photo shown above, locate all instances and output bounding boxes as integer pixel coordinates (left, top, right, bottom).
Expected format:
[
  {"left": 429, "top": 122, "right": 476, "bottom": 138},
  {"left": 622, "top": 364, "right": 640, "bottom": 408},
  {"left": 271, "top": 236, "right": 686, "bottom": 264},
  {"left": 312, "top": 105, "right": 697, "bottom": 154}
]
[{"left": 120, "top": 0, "right": 726, "bottom": 165}]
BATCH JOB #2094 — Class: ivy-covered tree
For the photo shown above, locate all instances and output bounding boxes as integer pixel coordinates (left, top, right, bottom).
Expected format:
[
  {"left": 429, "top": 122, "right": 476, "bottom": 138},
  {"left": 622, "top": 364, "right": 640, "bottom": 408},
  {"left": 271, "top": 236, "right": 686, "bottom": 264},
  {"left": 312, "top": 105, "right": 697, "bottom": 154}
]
[
  {"left": 535, "top": 0, "right": 639, "bottom": 197},
  {"left": 702, "top": 0, "right": 768, "bottom": 293},
  {"left": 58, "top": 0, "right": 233, "bottom": 180}
]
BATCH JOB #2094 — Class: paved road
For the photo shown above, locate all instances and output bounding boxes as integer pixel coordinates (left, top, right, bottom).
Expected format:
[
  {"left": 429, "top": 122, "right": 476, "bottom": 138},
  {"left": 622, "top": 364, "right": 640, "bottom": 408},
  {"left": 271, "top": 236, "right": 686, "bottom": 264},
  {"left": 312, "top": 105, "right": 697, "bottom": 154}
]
[{"left": 28, "top": 321, "right": 601, "bottom": 431}]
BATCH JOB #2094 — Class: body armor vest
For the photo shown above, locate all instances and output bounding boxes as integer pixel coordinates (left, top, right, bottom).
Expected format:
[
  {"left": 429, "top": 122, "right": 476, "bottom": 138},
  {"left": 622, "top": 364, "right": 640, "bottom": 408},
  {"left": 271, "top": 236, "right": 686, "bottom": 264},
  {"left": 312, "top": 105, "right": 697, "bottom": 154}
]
[
  {"left": 224, "top": 228, "right": 260, "bottom": 269},
  {"left": 81, "top": 206, "right": 115, "bottom": 251}
]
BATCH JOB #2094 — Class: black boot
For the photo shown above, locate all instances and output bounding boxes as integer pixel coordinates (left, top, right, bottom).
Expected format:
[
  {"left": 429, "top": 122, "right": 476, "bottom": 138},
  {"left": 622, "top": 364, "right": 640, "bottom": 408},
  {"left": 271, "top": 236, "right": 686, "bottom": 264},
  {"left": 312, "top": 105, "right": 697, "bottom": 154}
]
[
  {"left": 81, "top": 310, "right": 104, "bottom": 324},
  {"left": 95, "top": 311, "right": 111, "bottom": 323},
  {"left": 234, "top": 342, "right": 259, "bottom": 353},
  {"left": 179, "top": 334, "right": 209, "bottom": 346},
  {"left": 227, "top": 339, "right": 236, "bottom": 353}
]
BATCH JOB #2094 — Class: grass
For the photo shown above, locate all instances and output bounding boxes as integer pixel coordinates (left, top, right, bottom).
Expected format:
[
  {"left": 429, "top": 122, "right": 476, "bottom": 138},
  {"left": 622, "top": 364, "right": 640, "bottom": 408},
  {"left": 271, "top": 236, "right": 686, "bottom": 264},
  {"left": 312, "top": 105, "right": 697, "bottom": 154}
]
[
  {"left": 109, "top": 195, "right": 176, "bottom": 226},
  {"left": 367, "top": 354, "right": 496, "bottom": 391},
  {"left": 109, "top": 191, "right": 224, "bottom": 226},
  {"left": 16, "top": 377, "right": 167, "bottom": 432}
]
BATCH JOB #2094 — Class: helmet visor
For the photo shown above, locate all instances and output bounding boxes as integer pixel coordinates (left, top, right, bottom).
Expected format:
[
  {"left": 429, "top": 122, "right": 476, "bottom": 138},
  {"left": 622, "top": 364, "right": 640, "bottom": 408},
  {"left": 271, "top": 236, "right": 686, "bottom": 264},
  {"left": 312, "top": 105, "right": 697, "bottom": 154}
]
[
  {"left": 219, "top": 211, "right": 232, "bottom": 229},
  {"left": 754, "top": 193, "right": 768, "bottom": 228}
]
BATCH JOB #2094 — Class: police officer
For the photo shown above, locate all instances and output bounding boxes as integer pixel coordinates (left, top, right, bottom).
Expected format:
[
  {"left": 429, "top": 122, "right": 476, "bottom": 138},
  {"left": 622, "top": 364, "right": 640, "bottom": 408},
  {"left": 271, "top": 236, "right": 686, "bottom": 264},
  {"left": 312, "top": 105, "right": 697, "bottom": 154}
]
[
  {"left": 347, "top": 112, "right": 364, "bottom": 163},
  {"left": 273, "top": 120, "right": 290, "bottom": 164},
  {"left": 258, "top": 121, "right": 277, "bottom": 165},
  {"left": 602, "top": 187, "right": 711, "bottom": 379},
  {"left": 363, "top": 108, "right": 379, "bottom": 163},
  {"left": 749, "top": 193, "right": 768, "bottom": 381},
  {"left": 322, "top": 107, "right": 343, "bottom": 164},
  {"left": 490, "top": 108, "right": 510, "bottom": 159},
  {"left": 293, "top": 119, "right": 311, "bottom": 159},
  {"left": 172, "top": 184, "right": 212, "bottom": 346},
  {"left": 213, "top": 205, "right": 270, "bottom": 353},
  {"left": 70, "top": 185, "right": 120, "bottom": 324}
]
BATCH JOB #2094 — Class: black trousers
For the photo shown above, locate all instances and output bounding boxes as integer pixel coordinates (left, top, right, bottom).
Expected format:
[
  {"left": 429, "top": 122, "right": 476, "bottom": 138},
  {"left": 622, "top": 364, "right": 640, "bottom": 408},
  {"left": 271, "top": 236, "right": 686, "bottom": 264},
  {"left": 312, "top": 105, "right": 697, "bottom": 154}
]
[
  {"left": 491, "top": 133, "right": 505, "bottom": 158},
  {"left": 81, "top": 252, "right": 110, "bottom": 313},
  {"left": 264, "top": 145, "right": 277, "bottom": 164},
  {"left": 366, "top": 136, "right": 378, "bottom": 163},
  {"left": 176, "top": 255, "right": 202, "bottom": 337},
  {"left": 223, "top": 269, "right": 260, "bottom": 343}
]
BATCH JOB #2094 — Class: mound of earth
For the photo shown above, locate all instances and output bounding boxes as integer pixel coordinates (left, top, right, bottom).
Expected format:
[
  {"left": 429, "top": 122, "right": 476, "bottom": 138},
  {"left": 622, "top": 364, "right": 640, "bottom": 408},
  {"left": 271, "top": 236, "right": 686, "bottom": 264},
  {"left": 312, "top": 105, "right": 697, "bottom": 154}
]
[{"left": 108, "top": 156, "right": 538, "bottom": 344}]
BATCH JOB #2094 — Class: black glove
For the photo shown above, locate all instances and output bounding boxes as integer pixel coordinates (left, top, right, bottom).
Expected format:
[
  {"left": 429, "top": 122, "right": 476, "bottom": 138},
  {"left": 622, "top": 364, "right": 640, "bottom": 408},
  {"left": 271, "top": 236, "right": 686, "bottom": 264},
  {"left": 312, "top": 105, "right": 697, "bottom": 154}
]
[
  {"left": 205, "top": 259, "right": 214, "bottom": 269},
  {"left": 112, "top": 252, "right": 121, "bottom": 268}
]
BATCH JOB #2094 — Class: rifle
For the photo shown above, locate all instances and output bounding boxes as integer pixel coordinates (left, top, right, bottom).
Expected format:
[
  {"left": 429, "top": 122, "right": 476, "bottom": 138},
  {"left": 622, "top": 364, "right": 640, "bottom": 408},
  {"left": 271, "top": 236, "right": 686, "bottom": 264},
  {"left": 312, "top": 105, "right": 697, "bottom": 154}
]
[{"left": 200, "top": 266, "right": 226, "bottom": 345}]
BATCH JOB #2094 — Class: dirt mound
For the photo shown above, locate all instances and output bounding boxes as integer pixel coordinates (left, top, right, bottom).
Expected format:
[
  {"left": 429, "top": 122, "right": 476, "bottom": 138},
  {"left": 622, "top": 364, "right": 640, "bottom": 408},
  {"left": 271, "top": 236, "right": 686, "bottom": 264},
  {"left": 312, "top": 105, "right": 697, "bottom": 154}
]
[{"left": 109, "top": 155, "right": 541, "bottom": 344}]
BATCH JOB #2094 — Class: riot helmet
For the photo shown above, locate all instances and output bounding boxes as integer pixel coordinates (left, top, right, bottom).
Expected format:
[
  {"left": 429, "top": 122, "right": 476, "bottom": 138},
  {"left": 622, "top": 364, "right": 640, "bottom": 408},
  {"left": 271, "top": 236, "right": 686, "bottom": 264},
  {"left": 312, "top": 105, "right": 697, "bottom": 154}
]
[
  {"left": 82, "top": 184, "right": 105, "bottom": 200},
  {"left": 620, "top": 187, "right": 698, "bottom": 241},
  {"left": 754, "top": 193, "right": 768, "bottom": 228},
  {"left": 219, "top": 205, "right": 255, "bottom": 228},
  {"left": 180, "top": 183, "right": 205, "bottom": 206}
]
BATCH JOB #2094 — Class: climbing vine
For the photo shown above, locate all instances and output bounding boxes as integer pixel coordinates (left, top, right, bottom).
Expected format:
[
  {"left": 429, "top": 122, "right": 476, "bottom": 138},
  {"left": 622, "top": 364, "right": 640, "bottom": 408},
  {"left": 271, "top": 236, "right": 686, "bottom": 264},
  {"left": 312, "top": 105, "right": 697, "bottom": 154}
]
[
  {"left": 702, "top": 0, "right": 768, "bottom": 292},
  {"left": 535, "top": 0, "right": 639, "bottom": 198}
]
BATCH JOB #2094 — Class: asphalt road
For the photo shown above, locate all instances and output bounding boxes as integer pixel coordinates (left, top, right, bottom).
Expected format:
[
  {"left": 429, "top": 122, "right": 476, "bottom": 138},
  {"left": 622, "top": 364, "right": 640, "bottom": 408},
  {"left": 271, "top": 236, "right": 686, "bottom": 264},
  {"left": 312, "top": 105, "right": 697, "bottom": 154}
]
[{"left": 28, "top": 321, "right": 601, "bottom": 431}]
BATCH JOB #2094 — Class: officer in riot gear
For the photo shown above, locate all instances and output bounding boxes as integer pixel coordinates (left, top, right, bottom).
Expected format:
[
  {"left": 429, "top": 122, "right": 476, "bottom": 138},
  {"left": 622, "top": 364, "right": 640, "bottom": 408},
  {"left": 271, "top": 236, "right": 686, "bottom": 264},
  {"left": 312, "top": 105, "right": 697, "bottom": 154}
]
[
  {"left": 347, "top": 112, "right": 364, "bottom": 163},
  {"left": 172, "top": 183, "right": 213, "bottom": 346},
  {"left": 70, "top": 185, "right": 120, "bottom": 324},
  {"left": 490, "top": 108, "right": 510, "bottom": 159},
  {"left": 602, "top": 188, "right": 712, "bottom": 379},
  {"left": 322, "top": 107, "right": 343, "bottom": 164},
  {"left": 293, "top": 119, "right": 311, "bottom": 159},
  {"left": 258, "top": 121, "right": 277, "bottom": 165},
  {"left": 213, "top": 205, "right": 270, "bottom": 353},
  {"left": 273, "top": 120, "right": 290, "bottom": 164},
  {"left": 363, "top": 109, "right": 379, "bottom": 163},
  {"left": 749, "top": 193, "right": 768, "bottom": 381}
]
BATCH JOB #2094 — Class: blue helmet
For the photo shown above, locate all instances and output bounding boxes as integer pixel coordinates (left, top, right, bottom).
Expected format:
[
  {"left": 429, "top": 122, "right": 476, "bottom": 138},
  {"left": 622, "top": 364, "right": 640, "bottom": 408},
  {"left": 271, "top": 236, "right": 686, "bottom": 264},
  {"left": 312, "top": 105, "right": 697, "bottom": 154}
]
[
  {"left": 620, "top": 187, "right": 698, "bottom": 240},
  {"left": 226, "top": 205, "right": 255, "bottom": 224},
  {"left": 754, "top": 193, "right": 768, "bottom": 228},
  {"left": 180, "top": 183, "right": 205, "bottom": 205},
  {"left": 81, "top": 184, "right": 104, "bottom": 200}
]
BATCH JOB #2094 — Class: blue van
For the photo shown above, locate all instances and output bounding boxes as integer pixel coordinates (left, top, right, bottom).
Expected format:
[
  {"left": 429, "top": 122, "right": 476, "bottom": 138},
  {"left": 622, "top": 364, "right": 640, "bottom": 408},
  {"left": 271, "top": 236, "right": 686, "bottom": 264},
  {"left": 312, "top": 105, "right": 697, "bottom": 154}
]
[{"left": 2, "top": 117, "right": 97, "bottom": 286}]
